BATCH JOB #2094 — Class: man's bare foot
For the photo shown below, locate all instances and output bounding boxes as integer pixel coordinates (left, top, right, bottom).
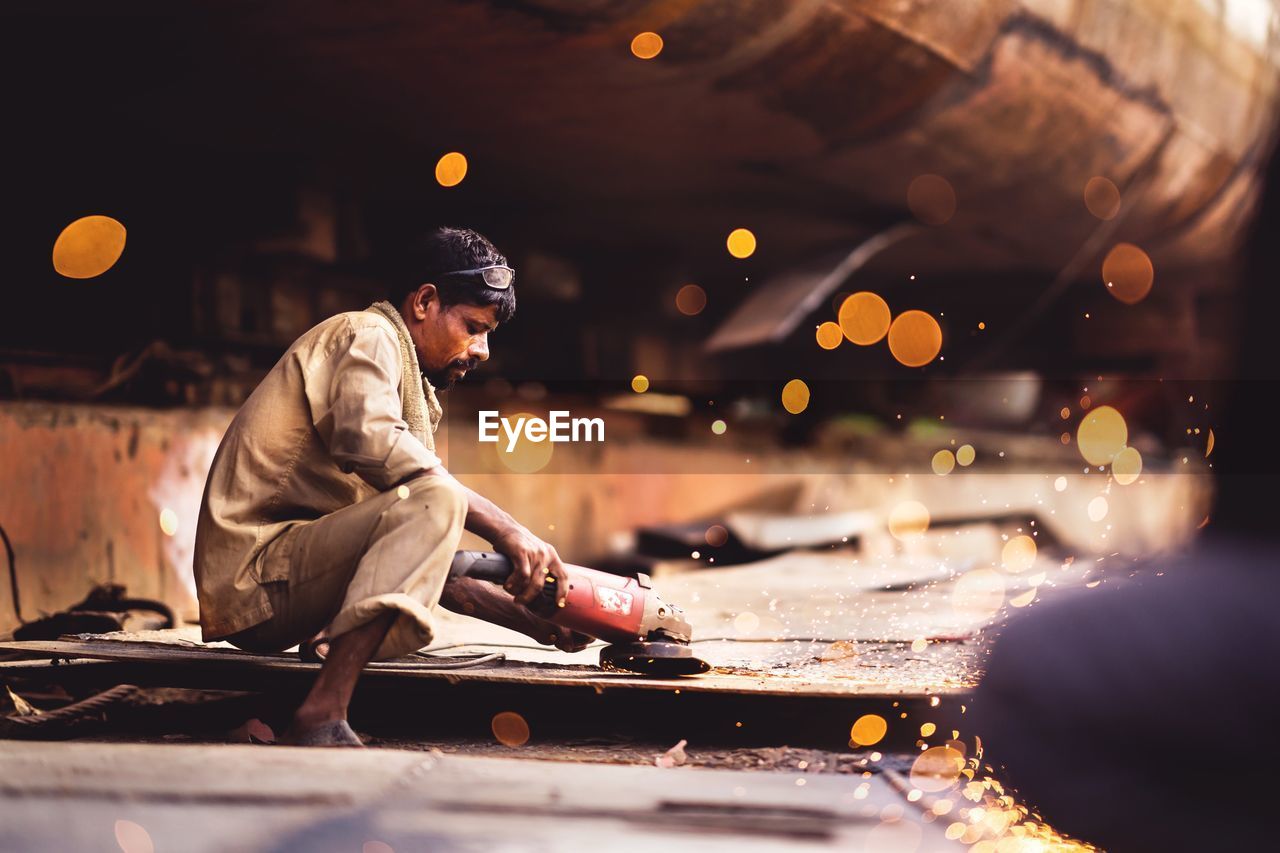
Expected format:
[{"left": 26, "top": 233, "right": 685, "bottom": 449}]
[
  {"left": 283, "top": 719, "right": 364, "bottom": 747},
  {"left": 286, "top": 612, "right": 393, "bottom": 748}
]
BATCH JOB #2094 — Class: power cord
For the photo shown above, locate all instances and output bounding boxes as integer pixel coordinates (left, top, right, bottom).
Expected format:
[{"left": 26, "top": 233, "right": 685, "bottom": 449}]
[
  {"left": 405, "top": 650, "right": 506, "bottom": 669},
  {"left": 419, "top": 636, "right": 898, "bottom": 655}
]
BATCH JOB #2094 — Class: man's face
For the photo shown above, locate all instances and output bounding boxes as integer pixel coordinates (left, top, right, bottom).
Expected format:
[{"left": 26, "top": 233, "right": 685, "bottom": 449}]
[{"left": 406, "top": 284, "right": 500, "bottom": 390}]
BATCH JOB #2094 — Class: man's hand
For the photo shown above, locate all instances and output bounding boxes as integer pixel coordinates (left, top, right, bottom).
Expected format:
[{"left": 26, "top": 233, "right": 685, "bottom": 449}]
[
  {"left": 441, "top": 470, "right": 568, "bottom": 608},
  {"left": 549, "top": 630, "right": 593, "bottom": 654},
  {"left": 523, "top": 617, "right": 593, "bottom": 653},
  {"left": 439, "top": 576, "right": 593, "bottom": 652},
  {"left": 491, "top": 526, "right": 569, "bottom": 608}
]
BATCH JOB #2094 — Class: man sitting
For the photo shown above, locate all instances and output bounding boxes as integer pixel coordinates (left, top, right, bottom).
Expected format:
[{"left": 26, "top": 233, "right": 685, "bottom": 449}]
[{"left": 194, "top": 226, "right": 583, "bottom": 746}]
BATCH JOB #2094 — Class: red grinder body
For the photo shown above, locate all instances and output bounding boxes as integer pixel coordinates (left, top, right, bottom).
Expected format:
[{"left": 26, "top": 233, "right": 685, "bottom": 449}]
[{"left": 448, "top": 550, "right": 708, "bottom": 675}]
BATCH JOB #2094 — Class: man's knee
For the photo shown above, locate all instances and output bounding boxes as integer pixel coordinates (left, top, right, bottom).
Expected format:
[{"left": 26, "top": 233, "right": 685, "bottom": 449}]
[{"left": 397, "top": 474, "right": 467, "bottom": 522}]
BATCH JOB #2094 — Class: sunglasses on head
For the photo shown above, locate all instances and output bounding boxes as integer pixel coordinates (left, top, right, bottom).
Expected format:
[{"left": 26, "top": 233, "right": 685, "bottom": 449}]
[{"left": 437, "top": 264, "right": 515, "bottom": 290}]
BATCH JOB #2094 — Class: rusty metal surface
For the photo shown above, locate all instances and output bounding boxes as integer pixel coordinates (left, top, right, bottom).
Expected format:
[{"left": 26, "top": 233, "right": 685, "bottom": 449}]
[
  {"left": 0, "top": 403, "right": 230, "bottom": 634},
  {"left": 166, "top": 0, "right": 1278, "bottom": 269},
  {"left": 0, "top": 636, "right": 974, "bottom": 698},
  {"left": 7, "top": 0, "right": 1266, "bottom": 275}
]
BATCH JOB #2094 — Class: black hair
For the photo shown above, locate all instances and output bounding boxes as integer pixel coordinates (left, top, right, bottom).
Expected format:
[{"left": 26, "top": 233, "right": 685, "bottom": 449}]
[{"left": 389, "top": 226, "right": 516, "bottom": 323}]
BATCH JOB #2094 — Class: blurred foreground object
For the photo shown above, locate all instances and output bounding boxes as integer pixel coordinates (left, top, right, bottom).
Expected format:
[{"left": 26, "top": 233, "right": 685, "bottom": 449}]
[{"left": 973, "top": 125, "right": 1280, "bottom": 849}]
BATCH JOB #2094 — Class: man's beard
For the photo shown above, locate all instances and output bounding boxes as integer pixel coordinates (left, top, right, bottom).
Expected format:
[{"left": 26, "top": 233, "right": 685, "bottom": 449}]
[{"left": 425, "top": 357, "right": 479, "bottom": 391}]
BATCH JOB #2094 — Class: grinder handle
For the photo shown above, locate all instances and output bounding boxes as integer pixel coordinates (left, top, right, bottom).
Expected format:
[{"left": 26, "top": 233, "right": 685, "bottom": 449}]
[
  {"left": 449, "top": 550, "right": 516, "bottom": 584},
  {"left": 449, "top": 550, "right": 560, "bottom": 617}
]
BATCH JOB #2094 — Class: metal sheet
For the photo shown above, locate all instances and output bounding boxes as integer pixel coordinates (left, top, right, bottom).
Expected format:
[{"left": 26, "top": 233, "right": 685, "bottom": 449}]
[
  {"left": 0, "top": 637, "right": 971, "bottom": 698},
  {"left": 705, "top": 225, "right": 920, "bottom": 352}
]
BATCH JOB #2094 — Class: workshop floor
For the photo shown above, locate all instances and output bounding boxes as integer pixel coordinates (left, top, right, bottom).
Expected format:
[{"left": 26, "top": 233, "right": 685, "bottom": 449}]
[{"left": 1, "top": 523, "right": 1106, "bottom": 851}]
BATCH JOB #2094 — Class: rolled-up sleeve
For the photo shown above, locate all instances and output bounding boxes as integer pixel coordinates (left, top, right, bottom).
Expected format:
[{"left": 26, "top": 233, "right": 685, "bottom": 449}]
[{"left": 308, "top": 323, "right": 441, "bottom": 490}]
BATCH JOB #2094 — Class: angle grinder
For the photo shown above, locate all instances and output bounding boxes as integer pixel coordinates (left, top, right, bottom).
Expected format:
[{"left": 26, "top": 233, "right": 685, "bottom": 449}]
[{"left": 448, "top": 550, "right": 710, "bottom": 676}]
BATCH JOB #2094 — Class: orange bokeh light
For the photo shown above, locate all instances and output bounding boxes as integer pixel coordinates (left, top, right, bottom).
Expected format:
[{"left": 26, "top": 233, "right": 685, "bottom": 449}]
[
  {"left": 631, "top": 32, "right": 664, "bottom": 59},
  {"left": 838, "top": 292, "right": 891, "bottom": 345},
  {"left": 1084, "top": 176, "right": 1121, "bottom": 219},
  {"left": 435, "top": 152, "right": 468, "bottom": 187},
  {"left": 888, "top": 310, "right": 943, "bottom": 367},
  {"left": 52, "top": 215, "right": 126, "bottom": 279},
  {"left": 815, "top": 321, "right": 843, "bottom": 349},
  {"left": 491, "top": 711, "right": 531, "bottom": 746},
  {"left": 1101, "top": 243, "right": 1154, "bottom": 304},
  {"left": 907, "top": 174, "right": 956, "bottom": 226},
  {"left": 675, "top": 284, "right": 706, "bottom": 315}
]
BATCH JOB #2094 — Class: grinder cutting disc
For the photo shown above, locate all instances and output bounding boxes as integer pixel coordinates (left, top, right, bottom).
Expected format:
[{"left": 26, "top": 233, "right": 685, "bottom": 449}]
[{"left": 599, "top": 641, "right": 711, "bottom": 676}]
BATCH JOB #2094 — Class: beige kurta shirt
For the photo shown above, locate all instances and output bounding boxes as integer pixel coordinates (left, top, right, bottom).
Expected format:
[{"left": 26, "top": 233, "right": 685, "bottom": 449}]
[{"left": 194, "top": 310, "right": 443, "bottom": 640}]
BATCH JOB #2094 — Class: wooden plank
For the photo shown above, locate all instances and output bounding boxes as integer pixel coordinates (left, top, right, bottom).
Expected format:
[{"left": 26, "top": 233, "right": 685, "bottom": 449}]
[{"left": 0, "top": 742, "right": 950, "bottom": 851}]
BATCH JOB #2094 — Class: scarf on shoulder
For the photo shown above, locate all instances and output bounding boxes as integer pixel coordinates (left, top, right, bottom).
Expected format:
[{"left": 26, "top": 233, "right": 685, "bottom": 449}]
[{"left": 367, "top": 301, "right": 442, "bottom": 444}]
